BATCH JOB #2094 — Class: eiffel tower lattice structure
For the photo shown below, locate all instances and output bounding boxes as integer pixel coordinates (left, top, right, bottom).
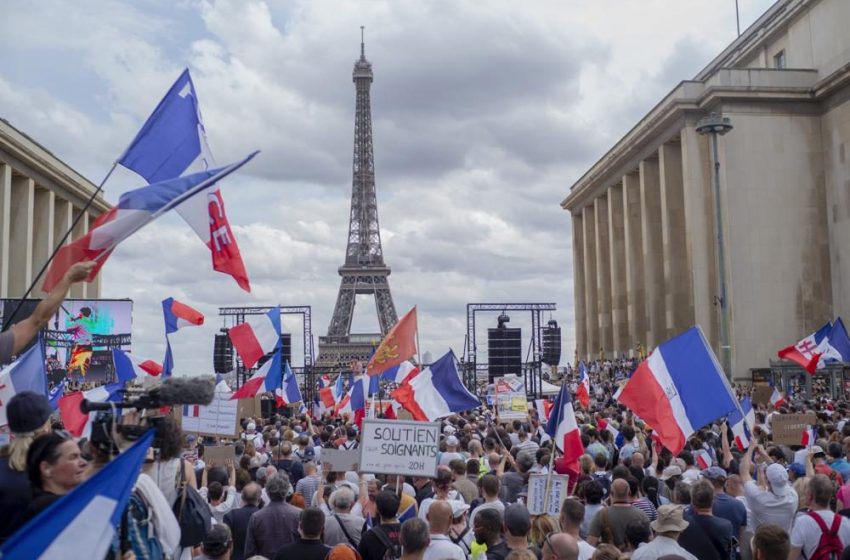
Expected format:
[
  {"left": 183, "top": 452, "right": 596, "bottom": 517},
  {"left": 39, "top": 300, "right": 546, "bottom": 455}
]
[{"left": 316, "top": 29, "right": 399, "bottom": 373}]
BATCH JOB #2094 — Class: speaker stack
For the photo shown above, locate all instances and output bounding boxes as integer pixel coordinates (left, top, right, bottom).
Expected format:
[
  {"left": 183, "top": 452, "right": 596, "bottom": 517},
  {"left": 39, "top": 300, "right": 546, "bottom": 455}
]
[
  {"left": 488, "top": 313, "right": 522, "bottom": 381},
  {"left": 213, "top": 332, "right": 233, "bottom": 374},
  {"left": 542, "top": 319, "right": 561, "bottom": 366}
]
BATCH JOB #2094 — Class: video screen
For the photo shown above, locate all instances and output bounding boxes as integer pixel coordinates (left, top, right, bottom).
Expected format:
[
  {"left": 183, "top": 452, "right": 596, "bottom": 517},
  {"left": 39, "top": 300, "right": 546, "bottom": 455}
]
[{"left": 1, "top": 299, "right": 133, "bottom": 384}]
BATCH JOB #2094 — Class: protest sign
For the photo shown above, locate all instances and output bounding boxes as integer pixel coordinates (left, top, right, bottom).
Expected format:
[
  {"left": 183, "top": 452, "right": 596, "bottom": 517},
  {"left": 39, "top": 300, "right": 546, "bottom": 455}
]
[
  {"left": 495, "top": 375, "right": 528, "bottom": 420},
  {"left": 177, "top": 382, "right": 255, "bottom": 438},
  {"left": 359, "top": 418, "right": 440, "bottom": 477},
  {"left": 527, "top": 473, "right": 569, "bottom": 515},
  {"left": 772, "top": 413, "right": 817, "bottom": 445},
  {"left": 204, "top": 445, "right": 236, "bottom": 467},
  {"left": 322, "top": 448, "right": 360, "bottom": 472},
  {"left": 751, "top": 385, "right": 773, "bottom": 406}
]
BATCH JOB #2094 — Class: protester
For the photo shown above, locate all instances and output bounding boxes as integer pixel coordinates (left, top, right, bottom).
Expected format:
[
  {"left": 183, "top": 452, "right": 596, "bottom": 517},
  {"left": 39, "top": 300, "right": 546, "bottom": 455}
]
[
  {"left": 630, "top": 505, "right": 697, "bottom": 560},
  {"left": 25, "top": 431, "right": 88, "bottom": 519},
  {"left": 502, "top": 503, "right": 534, "bottom": 556},
  {"left": 788, "top": 474, "right": 850, "bottom": 559},
  {"left": 470, "top": 474, "right": 505, "bottom": 526},
  {"left": 540, "top": 532, "right": 578, "bottom": 560},
  {"left": 224, "top": 482, "right": 262, "bottom": 560},
  {"left": 400, "top": 518, "right": 430, "bottom": 560},
  {"left": 677, "top": 479, "right": 734, "bottom": 560},
  {"left": 358, "top": 490, "right": 402, "bottom": 560},
  {"left": 423, "top": 500, "right": 465, "bottom": 560},
  {"left": 751, "top": 523, "right": 790, "bottom": 560},
  {"left": 559, "top": 498, "right": 597, "bottom": 560},
  {"left": 587, "top": 478, "right": 649, "bottom": 550},
  {"left": 273, "top": 507, "right": 332, "bottom": 560},
  {"left": 197, "top": 524, "right": 234, "bottom": 560},
  {"left": 740, "top": 444, "right": 798, "bottom": 533},
  {"left": 324, "top": 486, "right": 365, "bottom": 547},
  {"left": 244, "top": 473, "right": 300, "bottom": 558},
  {"left": 473, "top": 507, "right": 509, "bottom": 560}
]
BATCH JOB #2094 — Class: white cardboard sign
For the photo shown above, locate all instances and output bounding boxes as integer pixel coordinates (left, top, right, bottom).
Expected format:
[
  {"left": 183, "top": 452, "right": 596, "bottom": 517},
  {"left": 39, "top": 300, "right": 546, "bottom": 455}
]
[
  {"left": 359, "top": 418, "right": 440, "bottom": 477},
  {"left": 527, "top": 473, "right": 570, "bottom": 515}
]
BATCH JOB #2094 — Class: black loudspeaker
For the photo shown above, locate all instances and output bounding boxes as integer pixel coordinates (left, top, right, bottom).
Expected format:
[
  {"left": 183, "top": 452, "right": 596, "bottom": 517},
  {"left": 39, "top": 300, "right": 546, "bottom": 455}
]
[
  {"left": 213, "top": 333, "right": 233, "bottom": 373},
  {"left": 542, "top": 320, "right": 561, "bottom": 366},
  {"left": 255, "top": 333, "right": 293, "bottom": 370},
  {"left": 261, "top": 399, "right": 275, "bottom": 418},
  {"left": 488, "top": 327, "right": 522, "bottom": 381}
]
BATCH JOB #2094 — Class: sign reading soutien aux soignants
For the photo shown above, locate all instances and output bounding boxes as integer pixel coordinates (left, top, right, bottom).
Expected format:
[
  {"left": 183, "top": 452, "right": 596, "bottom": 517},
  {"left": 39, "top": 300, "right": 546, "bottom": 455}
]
[{"left": 359, "top": 418, "right": 440, "bottom": 477}]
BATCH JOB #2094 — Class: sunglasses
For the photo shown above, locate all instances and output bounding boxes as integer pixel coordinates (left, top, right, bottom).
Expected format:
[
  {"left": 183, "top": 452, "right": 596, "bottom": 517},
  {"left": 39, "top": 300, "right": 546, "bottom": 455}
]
[{"left": 543, "top": 533, "right": 559, "bottom": 560}]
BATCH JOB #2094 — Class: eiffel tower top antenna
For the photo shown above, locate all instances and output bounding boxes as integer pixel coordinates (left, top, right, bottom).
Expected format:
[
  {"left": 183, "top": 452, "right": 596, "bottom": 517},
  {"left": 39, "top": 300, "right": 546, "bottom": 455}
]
[{"left": 360, "top": 26, "right": 365, "bottom": 58}]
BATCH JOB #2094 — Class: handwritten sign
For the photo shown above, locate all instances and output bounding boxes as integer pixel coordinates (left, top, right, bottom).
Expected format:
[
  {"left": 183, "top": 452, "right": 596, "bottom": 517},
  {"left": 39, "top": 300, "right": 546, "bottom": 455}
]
[
  {"left": 751, "top": 385, "right": 773, "bottom": 406},
  {"left": 359, "top": 418, "right": 440, "bottom": 477},
  {"left": 204, "top": 445, "right": 236, "bottom": 467},
  {"left": 772, "top": 413, "right": 817, "bottom": 446},
  {"left": 527, "top": 473, "right": 569, "bottom": 515},
  {"left": 180, "top": 382, "right": 241, "bottom": 438},
  {"left": 495, "top": 375, "right": 528, "bottom": 420},
  {"left": 322, "top": 448, "right": 360, "bottom": 472}
]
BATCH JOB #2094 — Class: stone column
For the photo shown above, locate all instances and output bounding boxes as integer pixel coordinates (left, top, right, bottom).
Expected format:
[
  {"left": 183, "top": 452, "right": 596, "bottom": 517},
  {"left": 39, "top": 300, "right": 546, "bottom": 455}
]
[
  {"left": 0, "top": 164, "right": 11, "bottom": 297},
  {"left": 70, "top": 210, "right": 89, "bottom": 298},
  {"left": 659, "top": 141, "right": 693, "bottom": 338},
  {"left": 572, "top": 213, "right": 586, "bottom": 363},
  {"left": 582, "top": 205, "right": 598, "bottom": 359},
  {"left": 594, "top": 195, "right": 613, "bottom": 357},
  {"left": 623, "top": 172, "right": 645, "bottom": 355},
  {"left": 640, "top": 157, "right": 664, "bottom": 349},
  {"left": 32, "top": 187, "right": 55, "bottom": 290},
  {"left": 608, "top": 182, "right": 626, "bottom": 355},
  {"left": 9, "top": 175, "right": 34, "bottom": 297}
]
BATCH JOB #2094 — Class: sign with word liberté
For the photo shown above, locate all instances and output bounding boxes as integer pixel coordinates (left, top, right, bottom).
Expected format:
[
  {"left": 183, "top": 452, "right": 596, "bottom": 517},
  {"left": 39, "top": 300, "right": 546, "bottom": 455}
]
[
  {"left": 772, "top": 413, "right": 818, "bottom": 446},
  {"left": 495, "top": 375, "right": 528, "bottom": 420},
  {"left": 359, "top": 418, "right": 440, "bottom": 477},
  {"left": 527, "top": 473, "right": 570, "bottom": 515}
]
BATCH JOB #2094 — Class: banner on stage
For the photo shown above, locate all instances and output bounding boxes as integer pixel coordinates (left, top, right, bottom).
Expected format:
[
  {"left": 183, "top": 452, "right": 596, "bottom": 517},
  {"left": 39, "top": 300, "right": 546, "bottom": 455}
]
[
  {"left": 527, "top": 473, "right": 569, "bottom": 516},
  {"left": 495, "top": 375, "right": 528, "bottom": 420},
  {"left": 359, "top": 418, "right": 440, "bottom": 477}
]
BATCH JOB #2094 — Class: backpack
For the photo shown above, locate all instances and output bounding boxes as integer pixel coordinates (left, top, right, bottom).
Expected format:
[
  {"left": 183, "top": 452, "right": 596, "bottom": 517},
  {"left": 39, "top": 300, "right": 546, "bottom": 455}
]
[
  {"left": 372, "top": 524, "right": 402, "bottom": 560},
  {"left": 592, "top": 473, "right": 612, "bottom": 498},
  {"left": 807, "top": 511, "right": 844, "bottom": 560},
  {"left": 172, "top": 459, "right": 212, "bottom": 547},
  {"left": 126, "top": 491, "right": 164, "bottom": 560}
]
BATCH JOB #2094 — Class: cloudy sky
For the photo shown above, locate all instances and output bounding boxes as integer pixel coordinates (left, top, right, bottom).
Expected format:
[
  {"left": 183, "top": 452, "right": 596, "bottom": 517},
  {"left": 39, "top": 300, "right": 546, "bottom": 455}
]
[{"left": 0, "top": 0, "right": 775, "bottom": 375}]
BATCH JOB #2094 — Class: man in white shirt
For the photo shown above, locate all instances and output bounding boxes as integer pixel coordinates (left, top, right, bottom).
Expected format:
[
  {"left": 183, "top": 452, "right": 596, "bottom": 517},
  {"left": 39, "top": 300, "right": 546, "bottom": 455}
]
[
  {"left": 789, "top": 474, "right": 850, "bottom": 559},
  {"left": 423, "top": 500, "right": 465, "bottom": 560},
  {"left": 740, "top": 444, "right": 798, "bottom": 533},
  {"left": 439, "top": 436, "right": 466, "bottom": 466},
  {"left": 559, "top": 497, "right": 596, "bottom": 560},
  {"left": 631, "top": 505, "right": 697, "bottom": 560}
]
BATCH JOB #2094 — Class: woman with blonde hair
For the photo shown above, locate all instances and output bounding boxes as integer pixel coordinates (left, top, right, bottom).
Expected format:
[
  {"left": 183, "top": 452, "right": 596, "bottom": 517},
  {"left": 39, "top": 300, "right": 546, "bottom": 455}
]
[
  {"left": 529, "top": 514, "right": 559, "bottom": 550},
  {"left": 0, "top": 391, "right": 54, "bottom": 542}
]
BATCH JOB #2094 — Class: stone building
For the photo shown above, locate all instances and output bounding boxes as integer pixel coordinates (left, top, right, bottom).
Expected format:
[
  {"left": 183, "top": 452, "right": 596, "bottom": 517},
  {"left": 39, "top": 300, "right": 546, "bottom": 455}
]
[
  {"left": 562, "top": 0, "right": 850, "bottom": 380},
  {"left": 0, "top": 118, "right": 109, "bottom": 299}
]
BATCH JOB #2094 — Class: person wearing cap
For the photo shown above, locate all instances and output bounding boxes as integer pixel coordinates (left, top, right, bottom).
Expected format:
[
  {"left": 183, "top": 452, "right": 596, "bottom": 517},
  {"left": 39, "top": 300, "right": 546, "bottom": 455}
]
[
  {"left": 789, "top": 474, "right": 850, "bottom": 560},
  {"left": 702, "top": 466, "right": 747, "bottom": 554},
  {"left": 197, "top": 523, "right": 234, "bottom": 560},
  {"left": 501, "top": 503, "right": 534, "bottom": 555},
  {"left": 810, "top": 445, "right": 844, "bottom": 485},
  {"left": 439, "top": 435, "right": 465, "bottom": 466},
  {"left": 423, "top": 500, "right": 465, "bottom": 560},
  {"left": 630, "top": 505, "right": 697, "bottom": 560},
  {"left": 659, "top": 464, "right": 683, "bottom": 502},
  {"left": 0, "top": 391, "right": 54, "bottom": 541},
  {"left": 448, "top": 501, "right": 473, "bottom": 555},
  {"left": 739, "top": 443, "right": 798, "bottom": 533}
]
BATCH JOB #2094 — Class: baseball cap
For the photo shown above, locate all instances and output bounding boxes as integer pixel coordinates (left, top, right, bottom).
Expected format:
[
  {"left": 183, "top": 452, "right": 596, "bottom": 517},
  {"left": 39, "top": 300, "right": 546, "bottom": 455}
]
[
  {"left": 765, "top": 463, "right": 790, "bottom": 496},
  {"left": 787, "top": 463, "right": 806, "bottom": 478},
  {"left": 451, "top": 501, "right": 470, "bottom": 518},
  {"left": 811, "top": 445, "right": 826, "bottom": 457},
  {"left": 701, "top": 466, "right": 728, "bottom": 480},
  {"left": 446, "top": 435, "right": 459, "bottom": 447},
  {"left": 7, "top": 391, "right": 52, "bottom": 433},
  {"left": 660, "top": 465, "right": 682, "bottom": 481}
]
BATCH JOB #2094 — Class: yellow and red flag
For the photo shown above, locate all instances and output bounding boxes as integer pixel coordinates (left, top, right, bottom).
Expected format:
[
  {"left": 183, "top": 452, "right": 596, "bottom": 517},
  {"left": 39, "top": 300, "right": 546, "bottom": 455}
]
[{"left": 366, "top": 307, "right": 418, "bottom": 376}]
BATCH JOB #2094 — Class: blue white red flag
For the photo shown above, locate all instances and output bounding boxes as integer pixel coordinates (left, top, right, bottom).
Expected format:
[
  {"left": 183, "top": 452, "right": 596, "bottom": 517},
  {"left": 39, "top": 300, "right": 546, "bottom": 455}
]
[
  {"left": 616, "top": 326, "right": 738, "bottom": 455},
  {"left": 117, "top": 69, "right": 250, "bottom": 291},
  {"left": 42, "top": 153, "right": 257, "bottom": 292},
  {"left": 770, "top": 387, "right": 786, "bottom": 408},
  {"left": 58, "top": 383, "right": 123, "bottom": 439},
  {"left": 694, "top": 449, "right": 712, "bottom": 469},
  {"left": 545, "top": 383, "right": 584, "bottom": 470},
  {"left": 228, "top": 308, "right": 281, "bottom": 369},
  {"left": 391, "top": 351, "right": 478, "bottom": 421},
  {"left": 727, "top": 396, "right": 753, "bottom": 451},
  {"left": 275, "top": 361, "right": 303, "bottom": 407},
  {"left": 336, "top": 376, "right": 368, "bottom": 415},
  {"left": 815, "top": 318, "right": 850, "bottom": 369},
  {"left": 162, "top": 297, "right": 204, "bottom": 377},
  {"left": 778, "top": 322, "right": 832, "bottom": 374},
  {"left": 0, "top": 430, "right": 153, "bottom": 559},
  {"left": 802, "top": 425, "right": 818, "bottom": 449},
  {"left": 0, "top": 339, "right": 47, "bottom": 427},
  {"left": 112, "top": 348, "right": 162, "bottom": 383},
  {"left": 576, "top": 362, "right": 590, "bottom": 408},
  {"left": 380, "top": 361, "right": 419, "bottom": 384},
  {"left": 230, "top": 348, "right": 281, "bottom": 401}
]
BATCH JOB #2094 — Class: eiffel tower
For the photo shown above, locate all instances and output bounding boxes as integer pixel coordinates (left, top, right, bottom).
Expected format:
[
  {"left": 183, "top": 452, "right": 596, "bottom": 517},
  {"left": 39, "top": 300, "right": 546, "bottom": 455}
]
[{"left": 317, "top": 29, "right": 399, "bottom": 372}]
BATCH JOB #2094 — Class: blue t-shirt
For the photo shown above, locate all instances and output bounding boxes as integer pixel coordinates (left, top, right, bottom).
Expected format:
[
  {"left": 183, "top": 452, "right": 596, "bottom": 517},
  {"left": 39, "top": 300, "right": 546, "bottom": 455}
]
[
  {"left": 831, "top": 458, "right": 850, "bottom": 483},
  {"left": 712, "top": 492, "right": 747, "bottom": 536}
]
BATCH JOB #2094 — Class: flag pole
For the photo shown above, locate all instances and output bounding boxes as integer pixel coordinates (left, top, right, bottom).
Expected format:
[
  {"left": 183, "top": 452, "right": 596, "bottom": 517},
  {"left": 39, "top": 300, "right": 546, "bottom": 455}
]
[
  {"left": 2, "top": 162, "right": 118, "bottom": 331},
  {"left": 543, "top": 380, "right": 566, "bottom": 511}
]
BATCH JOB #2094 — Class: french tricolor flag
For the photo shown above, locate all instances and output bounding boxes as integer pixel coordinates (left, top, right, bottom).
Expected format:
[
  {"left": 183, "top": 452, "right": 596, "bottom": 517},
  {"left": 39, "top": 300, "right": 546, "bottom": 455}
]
[
  {"left": 802, "top": 425, "right": 818, "bottom": 448},
  {"left": 391, "top": 351, "right": 479, "bottom": 421},
  {"left": 42, "top": 153, "right": 257, "bottom": 292},
  {"left": 336, "top": 376, "right": 367, "bottom": 416},
  {"left": 162, "top": 298, "right": 203, "bottom": 378},
  {"left": 545, "top": 383, "right": 584, "bottom": 470},
  {"left": 575, "top": 362, "right": 590, "bottom": 408},
  {"left": 694, "top": 449, "right": 712, "bottom": 469},
  {"left": 59, "top": 384, "right": 123, "bottom": 438},
  {"left": 380, "top": 361, "right": 420, "bottom": 385},
  {"left": 228, "top": 308, "right": 281, "bottom": 369},
  {"left": 0, "top": 340, "right": 47, "bottom": 427},
  {"left": 770, "top": 387, "right": 786, "bottom": 408},
  {"left": 183, "top": 404, "right": 201, "bottom": 418},
  {"left": 275, "top": 362, "right": 303, "bottom": 407},
  {"left": 534, "top": 398, "right": 554, "bottom": 422},
  {"left": 727, "top": 396, "right": 753, "bottom": 451},
  {"left": 112, "top": 349, "right": 162, "bottom": 382},
  {"left": 616, "top": 326, "right": 739, "bottom": 455},
  {"left": 229, "top": 348, "right": 281, "bottom": 401},
  {"left": 597, "top": 418, "right": 620, "bottom": 441}
]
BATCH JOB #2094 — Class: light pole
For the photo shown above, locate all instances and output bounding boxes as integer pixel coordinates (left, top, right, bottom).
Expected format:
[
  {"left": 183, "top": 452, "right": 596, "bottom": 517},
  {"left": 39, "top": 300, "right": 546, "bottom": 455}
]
[{"left": 696, "top": 112, "right": 733, "bottom": 379}]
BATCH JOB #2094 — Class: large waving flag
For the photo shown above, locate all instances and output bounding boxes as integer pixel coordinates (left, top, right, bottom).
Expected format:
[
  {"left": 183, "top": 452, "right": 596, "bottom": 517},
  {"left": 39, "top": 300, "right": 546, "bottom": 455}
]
[
  {"left": 58, "top": 383, "right": 123, "bottom": 438},
  {"left": 727, "top": 396, "right": 753, "bottom": 451},
  {"left": 575, "top": 362, "right": 590, "bottom": 408},
  {"left": 42, "top": 153, "right": 258, "bottom": 292},
  {"left": 336, "top": 376, "right": 368, "bottom": 416},
  {"left": 117, "top": 69, "right": 250, "bottom": 291},
  {"left": 1, "top": 430, "right": 153, "bottom": 559},
  {"left": 815, "top": 318, "right": 850, "bottom": 369},
  {"left": 367, "top": 307, "right": 418, "bottom": 376},
  {"left": 381, "top": 361, "right": 420, "bottom": 384},
  {"left": 275, "top": 362, "right": 303, "bottom": 407},
  {"left": 391, "top": 350, "right": 478, "bottom": 421},
  {"left": 162, "top": 297, "right": 204, "bottom": 377},
  {"left": 228, "top": 308, "right": 281, "bottom": 369},
  {"left": 112, "top": 349, "right": 162, "bottom": 383},
  {"left": 616, "top": 326, "right": 738, "bottom": 455},
  {"left": 777, "top": 322, "right": 831, "bottom": 374},
  {"left": 0, "top": 339, "right": 47, "bottom": 427},
  {"left": 230, "top": 348, "right": 281, "bottom": 401},
  {"left": 545, "top": 383, "right": 584, "bottom": 470}
]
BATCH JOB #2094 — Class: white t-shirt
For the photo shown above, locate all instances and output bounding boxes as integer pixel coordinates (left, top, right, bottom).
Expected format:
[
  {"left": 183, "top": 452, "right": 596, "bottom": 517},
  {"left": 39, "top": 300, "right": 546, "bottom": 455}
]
[
  {"left": 578, "top": 539, "right": 596, "bottom": 560},
  {"left": 744, "top": 480, "right": 798, "bottom": 532},
  {"left": 423, "top": 535, "right": 466, "bottom": 560},
  {"left": 790, "top": 510, "right": 850, "bottom": 558}
]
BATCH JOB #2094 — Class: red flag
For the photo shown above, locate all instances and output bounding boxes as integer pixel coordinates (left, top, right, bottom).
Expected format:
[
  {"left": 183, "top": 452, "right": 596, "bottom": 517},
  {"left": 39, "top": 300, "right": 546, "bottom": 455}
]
[
  {"left": 383, "top": 403, "right": 397, "bottom": 420},
  {"left": 58, "top": 392, "right": 88, "bottom": 438},
  {"left": 319, "top": 386, "right": 337, "bottom": 408},
  {"left": 367, "top": 307, "right": 418, "bottom": 376},
  {"left": 207, "top": 190, "right": 250, "bottom": 292}
]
